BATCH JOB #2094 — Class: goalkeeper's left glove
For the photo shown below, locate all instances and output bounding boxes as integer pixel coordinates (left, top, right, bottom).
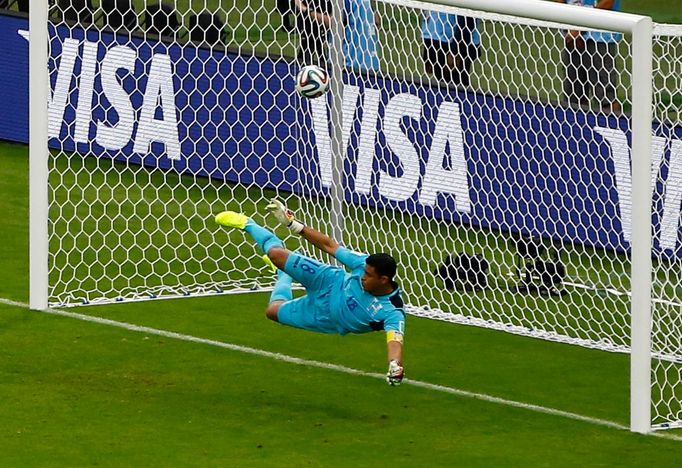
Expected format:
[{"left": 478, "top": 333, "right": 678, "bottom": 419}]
[
  {"left": 386, "top": 360, "right": 404, "bottom": 386},
  {"left": 266, "top": 198, "right": 304, "bottom": 234}
]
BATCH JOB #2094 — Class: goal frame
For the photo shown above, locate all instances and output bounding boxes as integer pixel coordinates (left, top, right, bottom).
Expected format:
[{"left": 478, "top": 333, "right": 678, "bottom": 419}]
[{"left": 28, "top": 0, "right": 654, "bottom": 433}]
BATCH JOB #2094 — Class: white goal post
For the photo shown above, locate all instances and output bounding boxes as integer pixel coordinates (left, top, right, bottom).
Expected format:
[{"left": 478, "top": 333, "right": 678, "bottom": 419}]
[
  {"left": 29, "top": 1, "right": 50, "bottom": 312},
  {"left": 24, "top": 0, "right": 681, "bottom": 433},
  {"left": 347, "top": 0, "right": 656, "bottom": 432}
]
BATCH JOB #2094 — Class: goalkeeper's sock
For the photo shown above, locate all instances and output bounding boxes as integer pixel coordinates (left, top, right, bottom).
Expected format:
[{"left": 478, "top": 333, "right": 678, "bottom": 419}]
[
  {"left": 270, "top": 270, "right": 293, "bottom": 303},
  {"left": 244, "top": 219, "right": 284, "bottom": 254}
]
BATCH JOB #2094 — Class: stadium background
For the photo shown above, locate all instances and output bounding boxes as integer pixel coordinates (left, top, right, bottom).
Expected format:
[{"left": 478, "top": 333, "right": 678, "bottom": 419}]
[{"left": 1, "top": 0, "right": 681, "bottom": 465}]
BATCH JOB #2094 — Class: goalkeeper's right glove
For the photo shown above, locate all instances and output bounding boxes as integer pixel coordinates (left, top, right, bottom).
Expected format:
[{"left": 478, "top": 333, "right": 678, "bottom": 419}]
[
  {"left": 386, "top": 360, "right": 404, "bottom": 386},
  {"left": 266, "top": 198, "right": 304, "bottom": 234}
]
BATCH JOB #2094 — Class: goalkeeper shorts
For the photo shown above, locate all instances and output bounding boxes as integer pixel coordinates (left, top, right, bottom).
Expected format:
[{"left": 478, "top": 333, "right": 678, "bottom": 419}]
[
  {"left": 276, "top": 251, "right": 345, "bottom": 334},
  {"left": 276, "top": 293, "right": 340, "bottom": 334},
  {"left": 281, "top": 251, "right": 343, "bottom": 293}
]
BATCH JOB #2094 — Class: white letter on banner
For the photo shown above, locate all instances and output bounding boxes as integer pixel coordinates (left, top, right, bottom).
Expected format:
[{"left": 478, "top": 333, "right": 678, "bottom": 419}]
[
  {"left": 133, "top": 53, "right": 181, "bottom": 160},
  {"left": 419, "top": 101, "right": 471, "bottom": 211},
  {"left": 354, "top": 88, "right": 381, "bottom": 194},
  {"left": 310, "top": 85, "right": 360, "bottom": 187},
  {"left": 74, "top": 40, "right": 99, "bottom": 143},
  {"left": 19, "top": 32, "right": 86, "bottom": 142},
  {"left": 95, "top": 46, "right": 136, "bottom": 151},
  {"left": 596, "top": 127, "right": 666, "bottom": 242},
  {"left": 659, "top": 139, "right": 682, "bottom": 251},
  {"left": 377, "top": 93, "right": 422, "bottom": 202},
  {"left": 49, "top": 38, "right": 80, "bottom": 139}
]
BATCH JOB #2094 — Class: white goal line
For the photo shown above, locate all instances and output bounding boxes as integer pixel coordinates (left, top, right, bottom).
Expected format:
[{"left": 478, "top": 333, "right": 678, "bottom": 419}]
[{"left": 1, "top": 297, "right": 681, "bottom": 440}]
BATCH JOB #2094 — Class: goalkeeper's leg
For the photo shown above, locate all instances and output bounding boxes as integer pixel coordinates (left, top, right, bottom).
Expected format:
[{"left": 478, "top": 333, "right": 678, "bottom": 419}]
[
  {"left": 215, "top": 211, "right": 343, "bottom": 331},
  {"left": 215, "top": 211, "right": 332, "bottom": 288},
  {"left": 264, "top": 270, "right": 294, "bottom": 322},
  {"left": 261, "top": 255, "right": 339, "bottom": 331},
  {"left": 263, "top": 259, "right": 339, "bottom": 332},
  {"left": 215, "top": 210, "right": 291, "bottom": 267}
]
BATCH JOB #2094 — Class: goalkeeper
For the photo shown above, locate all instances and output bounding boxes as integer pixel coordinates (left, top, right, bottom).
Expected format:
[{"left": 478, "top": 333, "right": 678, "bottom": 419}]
[{"left": 214, "top": 199, "right": 405, "bottom": 386}]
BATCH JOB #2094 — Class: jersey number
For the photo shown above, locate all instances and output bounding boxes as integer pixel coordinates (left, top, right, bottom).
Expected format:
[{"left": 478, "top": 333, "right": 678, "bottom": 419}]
[{"left": 298, "top": 258, "right": 318, "bottom": 274}]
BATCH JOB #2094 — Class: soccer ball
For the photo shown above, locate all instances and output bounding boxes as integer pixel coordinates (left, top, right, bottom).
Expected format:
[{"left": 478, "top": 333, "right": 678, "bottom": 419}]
[{"left": 295, "top": 65, "right": 330, "bottom": 99}]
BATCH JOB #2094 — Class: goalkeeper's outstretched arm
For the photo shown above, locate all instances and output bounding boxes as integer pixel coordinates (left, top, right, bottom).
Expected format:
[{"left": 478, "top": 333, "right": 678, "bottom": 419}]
[
  {"left": 266, "top": 198, "right": 339, "bottom": 256},
  {"left": 299, "top": 225, "right": 339, "bottom": 256},
  {"left": 386, "top": 332, "right": 404, "bottom": 386}
]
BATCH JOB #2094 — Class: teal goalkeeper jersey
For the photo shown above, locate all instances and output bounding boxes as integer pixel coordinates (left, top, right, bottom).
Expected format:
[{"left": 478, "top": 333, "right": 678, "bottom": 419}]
[{"left": 330, "top": 247, "right": 406, "bottom": 335}]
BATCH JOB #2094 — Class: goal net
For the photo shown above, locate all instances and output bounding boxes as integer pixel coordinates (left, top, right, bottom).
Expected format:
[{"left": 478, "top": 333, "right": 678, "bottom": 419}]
[
  {"left": 27, "top": 0, "right": 681, "bottom": 429},
  {"left": 651, "top": 23, "right": 682, "bottom": 430}
]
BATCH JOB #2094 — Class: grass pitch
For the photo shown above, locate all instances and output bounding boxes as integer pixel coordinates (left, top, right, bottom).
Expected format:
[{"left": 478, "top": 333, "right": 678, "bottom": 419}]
[
  {"left": 2, "top": 138, "right": 682, "bottom": 465},
  {"left": 2, "top": 1, "right": 682, "bottom": 463}
]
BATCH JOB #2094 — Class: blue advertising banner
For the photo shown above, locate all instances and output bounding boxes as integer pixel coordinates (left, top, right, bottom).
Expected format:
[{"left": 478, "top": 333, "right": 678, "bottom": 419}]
[{"left": 1, "top": 13, "right": 680, "bottom": 259}]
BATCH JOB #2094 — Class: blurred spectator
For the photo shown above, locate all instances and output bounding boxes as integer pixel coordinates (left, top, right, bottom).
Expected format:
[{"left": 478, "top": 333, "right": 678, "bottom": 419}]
[
  {"left": 58, "top": 0, "right": 95, "bottom": 24},
  {"left": 292, "top": 0, "right": 332, "bottom": 66},
  {"left": 189, "top": 11, "right": 227, "bottom": 45},
  {"left": 422, "top": 12, "right": 457, "bottom": 82},
  {"left": 422, "top": 12, "right": 481, "bottom": 87},
  {"left": 342, "top": 0, "right": 380, "bottom": 72},
  {"left": 558, "top": 0, "right": 588, "bottom": 108},
  {"left": 584, "top": 0, "right": 622, "bottom": 113},
  {"left": 144, "top": 2, "right": 181, "bottom": 40},
  {"left": 101, "top": 0, "right": 138, "bottom": 32},
  {"left": 288, "top": 0, "right": 380, "bottom": 72},
  {"left": 17, "top": 0, "right": 27, "bottom": 12},
  {"left": 276, "top": 0, "right": 297, "bottom": 32},
  {"left": 558, "top": 0, "right": 622, "bottom": 113}
]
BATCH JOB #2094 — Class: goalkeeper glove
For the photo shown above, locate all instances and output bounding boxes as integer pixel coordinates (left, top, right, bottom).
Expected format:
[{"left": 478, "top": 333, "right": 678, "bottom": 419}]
[
  {"left": 266, "top": 198, "right": 304, "bottom": 234},
  {"left": 386, "top": 360, "right": 404, "bottom": 386}
]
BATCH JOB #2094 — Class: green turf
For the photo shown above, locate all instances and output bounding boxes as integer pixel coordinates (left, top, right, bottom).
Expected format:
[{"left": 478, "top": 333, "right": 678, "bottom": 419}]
[
  {"left": 623, "top": 0, "right": 682, "bottom": 23},
  {"left": 2, "top": 301, "right": 681, "bottom": 467},
  {"left": 2, "top": 135, "right": 682, "bottom": 464},
  {"left": 1, "top": 1, "right": 682, "bottom": 463}
]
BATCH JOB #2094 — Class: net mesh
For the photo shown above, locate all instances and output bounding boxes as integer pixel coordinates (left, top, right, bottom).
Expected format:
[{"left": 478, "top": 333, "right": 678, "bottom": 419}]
[
  {"left": 651, "top": 23, "right": 682, "bottom": 429},
  {"left": 41, "top": 0, "right": 682, "bottom": 428}
]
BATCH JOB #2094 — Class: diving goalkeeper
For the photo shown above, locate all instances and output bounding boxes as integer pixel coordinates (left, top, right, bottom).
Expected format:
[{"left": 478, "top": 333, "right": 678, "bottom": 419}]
[{"left": 214, "top": 199, "right": 405, "bottom": 386}]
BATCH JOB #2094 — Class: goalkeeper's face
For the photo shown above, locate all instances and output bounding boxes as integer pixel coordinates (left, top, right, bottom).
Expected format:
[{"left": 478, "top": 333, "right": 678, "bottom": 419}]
[{"left": 361, "top": 264, "right": 390, "bottom": 295}]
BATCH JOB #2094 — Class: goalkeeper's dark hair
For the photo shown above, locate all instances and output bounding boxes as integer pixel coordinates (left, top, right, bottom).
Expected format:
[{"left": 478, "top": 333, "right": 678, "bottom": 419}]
[{"left": 366, "top": 253, "right": 397, "bottom": 279}]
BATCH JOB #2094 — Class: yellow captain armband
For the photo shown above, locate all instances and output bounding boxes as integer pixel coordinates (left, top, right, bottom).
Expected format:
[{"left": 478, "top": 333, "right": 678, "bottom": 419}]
[{"left": 386, "top": 330, "right": 404, "bottom": 344}]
